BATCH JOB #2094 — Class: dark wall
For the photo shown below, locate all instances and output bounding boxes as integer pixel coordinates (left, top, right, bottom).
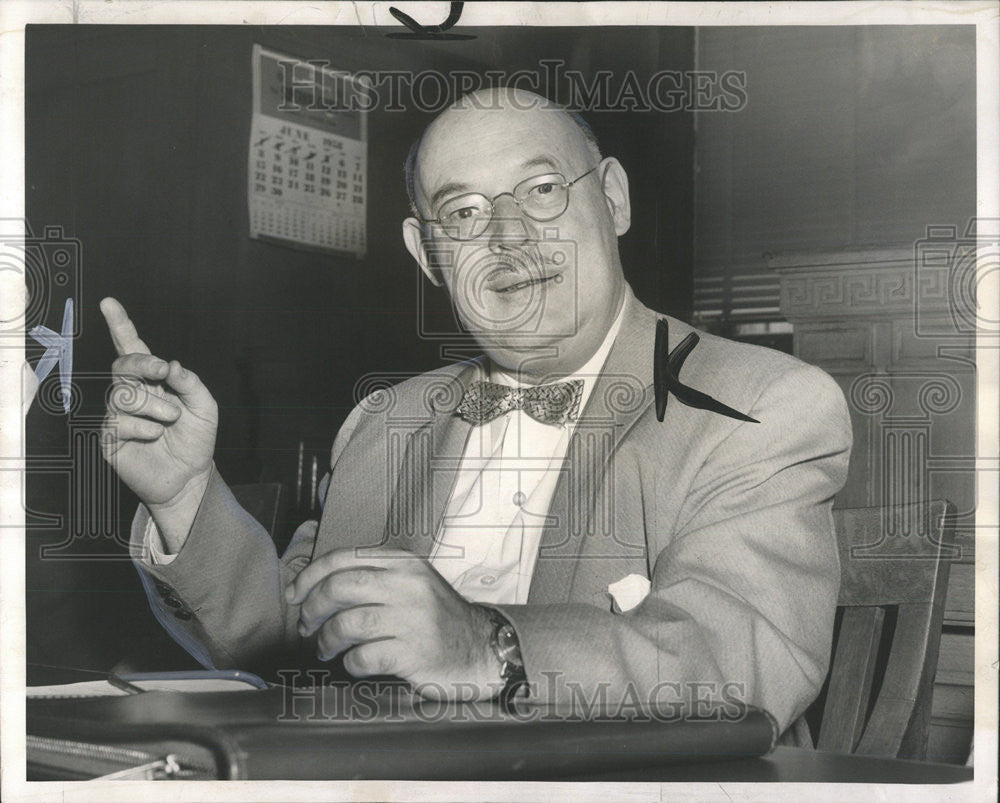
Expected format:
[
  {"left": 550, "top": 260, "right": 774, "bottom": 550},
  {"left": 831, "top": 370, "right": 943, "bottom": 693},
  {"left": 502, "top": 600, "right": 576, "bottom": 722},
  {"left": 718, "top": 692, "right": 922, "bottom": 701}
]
[
  {"left": 695, "top": 26, "right": 975, "bottom": 272},
  {"left": 25, "top": 25, "right": 694, "bottom": 679}
]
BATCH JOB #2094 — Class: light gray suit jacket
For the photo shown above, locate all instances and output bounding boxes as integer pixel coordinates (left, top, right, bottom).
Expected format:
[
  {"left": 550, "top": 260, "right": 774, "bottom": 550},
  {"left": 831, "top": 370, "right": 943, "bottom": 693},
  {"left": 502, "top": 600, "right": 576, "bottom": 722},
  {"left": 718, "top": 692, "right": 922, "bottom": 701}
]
[{"left": 131, "top": 287, "right": 852, "bottom": 734}]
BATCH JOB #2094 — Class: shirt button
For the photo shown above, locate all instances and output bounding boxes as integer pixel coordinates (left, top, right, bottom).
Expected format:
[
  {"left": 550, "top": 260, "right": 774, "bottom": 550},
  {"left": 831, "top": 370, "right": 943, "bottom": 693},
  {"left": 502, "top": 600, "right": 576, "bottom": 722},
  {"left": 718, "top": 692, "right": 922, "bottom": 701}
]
[
  {"left": 512, "top": 491, "right": 526, "bottom": 507},
  {"left": 480, "top": 575, "right": 497, "bottom": 586},
  {"left": 173, "top": 609, "right": 193, "bottom": 621}
]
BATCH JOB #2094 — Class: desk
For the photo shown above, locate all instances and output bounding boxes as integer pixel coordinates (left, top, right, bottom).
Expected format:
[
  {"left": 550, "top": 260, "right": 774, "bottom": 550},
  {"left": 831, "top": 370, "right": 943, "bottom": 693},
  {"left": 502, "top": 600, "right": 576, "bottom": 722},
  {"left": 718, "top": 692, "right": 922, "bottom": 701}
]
[
  {"left": 581, "top": 746, "right": 972, "bottom": 783},
  {"left": 27, "top": 685, "right": 973, "bottom": 783}
]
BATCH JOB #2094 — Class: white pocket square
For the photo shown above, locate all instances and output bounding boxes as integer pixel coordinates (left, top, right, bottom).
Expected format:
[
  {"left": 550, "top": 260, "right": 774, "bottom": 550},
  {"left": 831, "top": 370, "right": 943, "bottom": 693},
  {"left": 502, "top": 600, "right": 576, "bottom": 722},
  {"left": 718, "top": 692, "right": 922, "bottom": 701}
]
[{"left": 607, "top": 573, "right": 651, "bottom": 613}]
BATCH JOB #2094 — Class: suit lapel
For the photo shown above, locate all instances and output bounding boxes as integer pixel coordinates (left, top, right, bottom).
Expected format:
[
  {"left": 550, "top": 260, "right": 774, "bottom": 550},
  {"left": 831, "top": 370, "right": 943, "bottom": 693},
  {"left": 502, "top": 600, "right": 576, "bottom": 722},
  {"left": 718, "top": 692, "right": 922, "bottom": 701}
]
[
  {"left": 528, "top": 291, "right": 660, "bottom": 604},
  {"left": 324, "top": 292, "right": 677, "bottom": 604},
  {"left": 381, "top": 360, "right": 483, "bottom": 558}
]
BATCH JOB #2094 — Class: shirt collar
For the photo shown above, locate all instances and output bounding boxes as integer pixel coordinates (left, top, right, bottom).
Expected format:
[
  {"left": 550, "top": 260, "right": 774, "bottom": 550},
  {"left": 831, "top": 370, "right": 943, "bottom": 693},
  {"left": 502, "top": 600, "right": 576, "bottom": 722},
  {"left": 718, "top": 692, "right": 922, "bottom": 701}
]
[{"left": 489, "top": 292, "right": 628, "bottom": 412}]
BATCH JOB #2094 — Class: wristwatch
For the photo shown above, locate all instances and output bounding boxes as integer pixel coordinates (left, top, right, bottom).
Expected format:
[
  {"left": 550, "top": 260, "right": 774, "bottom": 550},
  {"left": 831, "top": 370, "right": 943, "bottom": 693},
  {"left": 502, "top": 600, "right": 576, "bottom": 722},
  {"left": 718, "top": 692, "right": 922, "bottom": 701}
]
[{"left": 484, "top": 607, "right": 527, "bottom": 707}]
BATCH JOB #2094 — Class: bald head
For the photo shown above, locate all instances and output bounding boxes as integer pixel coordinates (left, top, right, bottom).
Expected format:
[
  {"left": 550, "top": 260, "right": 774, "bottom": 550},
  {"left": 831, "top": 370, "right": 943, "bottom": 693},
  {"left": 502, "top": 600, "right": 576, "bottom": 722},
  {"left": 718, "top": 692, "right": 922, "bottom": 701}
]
[
  {"left": 400, "top": 85, "right": 631, "bottom": 381},
  {"left": 405, "top": 88, "right": 601, "bottom": 216}
]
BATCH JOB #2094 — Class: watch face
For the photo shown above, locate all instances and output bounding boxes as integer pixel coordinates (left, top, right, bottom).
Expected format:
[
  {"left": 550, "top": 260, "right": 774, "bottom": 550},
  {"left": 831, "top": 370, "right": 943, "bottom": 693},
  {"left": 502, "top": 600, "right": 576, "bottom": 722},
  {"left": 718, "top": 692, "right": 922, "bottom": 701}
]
[
  {"left": 497, "top": 625, "right": 517, "bottom": 650},
  {"left": 496, "top": 624, "right": 523, "bottom": 666}
]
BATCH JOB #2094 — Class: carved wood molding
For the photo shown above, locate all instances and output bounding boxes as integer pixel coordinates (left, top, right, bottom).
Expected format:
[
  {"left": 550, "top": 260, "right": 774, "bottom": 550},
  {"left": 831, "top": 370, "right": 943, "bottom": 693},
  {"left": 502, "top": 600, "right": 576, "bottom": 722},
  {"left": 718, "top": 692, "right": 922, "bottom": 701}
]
[{"left": 765, "top": 246, "right": 967, "bottom": 324}]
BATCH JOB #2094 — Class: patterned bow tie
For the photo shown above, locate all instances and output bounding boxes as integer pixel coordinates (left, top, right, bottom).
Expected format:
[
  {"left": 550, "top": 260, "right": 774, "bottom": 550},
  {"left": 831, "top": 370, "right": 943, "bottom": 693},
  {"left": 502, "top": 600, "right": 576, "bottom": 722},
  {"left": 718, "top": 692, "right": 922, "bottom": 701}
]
[{"left": 457, "top": 379, "right": 584, "bottom": 426}]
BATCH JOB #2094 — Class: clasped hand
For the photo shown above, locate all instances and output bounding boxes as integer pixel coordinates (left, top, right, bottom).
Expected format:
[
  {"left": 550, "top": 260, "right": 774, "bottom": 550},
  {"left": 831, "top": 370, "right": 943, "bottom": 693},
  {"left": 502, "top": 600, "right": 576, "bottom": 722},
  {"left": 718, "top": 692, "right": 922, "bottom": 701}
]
[{"left": 286, "top": 548, "right": 502, "bottom": 701}]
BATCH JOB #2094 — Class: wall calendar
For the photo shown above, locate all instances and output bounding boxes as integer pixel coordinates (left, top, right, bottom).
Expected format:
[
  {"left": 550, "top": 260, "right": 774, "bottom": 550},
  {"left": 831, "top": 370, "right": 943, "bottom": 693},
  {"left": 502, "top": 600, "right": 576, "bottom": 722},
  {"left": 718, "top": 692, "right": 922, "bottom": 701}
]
[{"left": 249, "top": 45, "right": 367, "bottom": 257}]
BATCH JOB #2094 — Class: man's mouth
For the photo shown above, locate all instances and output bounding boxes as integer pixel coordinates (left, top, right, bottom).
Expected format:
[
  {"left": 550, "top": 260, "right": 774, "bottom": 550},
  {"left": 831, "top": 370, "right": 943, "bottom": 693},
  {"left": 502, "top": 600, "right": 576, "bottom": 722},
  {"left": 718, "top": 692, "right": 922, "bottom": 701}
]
[
  {"left": 481, "top": 253, "right": 561, "bottom": 294},
  {"left": 495, "top": 273, "right": 559, "bottom": 294}
]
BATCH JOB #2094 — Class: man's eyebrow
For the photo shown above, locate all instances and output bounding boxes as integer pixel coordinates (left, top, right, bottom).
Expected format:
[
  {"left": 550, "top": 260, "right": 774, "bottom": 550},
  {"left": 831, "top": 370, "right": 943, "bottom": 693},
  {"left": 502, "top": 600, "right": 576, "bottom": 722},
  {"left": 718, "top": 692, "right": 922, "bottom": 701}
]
[
  {"left": 429, "top": 181, "right": 472, "bottom": 212},
  {"left": 426, "top": 156, "right": 561, "bottom": 212},
  {"left": 521, "top": 156, "right": 560, "bottom": 173}
]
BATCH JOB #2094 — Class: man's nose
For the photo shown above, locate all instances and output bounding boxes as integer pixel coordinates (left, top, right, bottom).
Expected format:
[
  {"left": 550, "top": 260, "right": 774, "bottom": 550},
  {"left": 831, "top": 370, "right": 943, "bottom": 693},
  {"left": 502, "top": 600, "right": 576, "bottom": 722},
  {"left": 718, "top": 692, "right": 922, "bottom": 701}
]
[{"left": 486, "top": 194, "right": 531, "bottom": 250}]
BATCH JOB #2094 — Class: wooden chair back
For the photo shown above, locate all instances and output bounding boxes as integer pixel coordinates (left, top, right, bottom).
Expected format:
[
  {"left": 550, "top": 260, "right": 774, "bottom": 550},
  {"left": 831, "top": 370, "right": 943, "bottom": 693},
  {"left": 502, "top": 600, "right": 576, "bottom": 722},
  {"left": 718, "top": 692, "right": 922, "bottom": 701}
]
[{"left": 818, "top": 500, "right": 956, "bottom": 759}]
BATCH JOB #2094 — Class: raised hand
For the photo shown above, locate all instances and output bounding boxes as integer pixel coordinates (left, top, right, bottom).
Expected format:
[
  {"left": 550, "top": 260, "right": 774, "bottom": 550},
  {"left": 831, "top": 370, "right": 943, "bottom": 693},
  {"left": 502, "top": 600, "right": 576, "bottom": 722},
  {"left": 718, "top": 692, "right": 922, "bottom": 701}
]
[{"left": 100, "top": 297, "right": 218, "bottom": 551}]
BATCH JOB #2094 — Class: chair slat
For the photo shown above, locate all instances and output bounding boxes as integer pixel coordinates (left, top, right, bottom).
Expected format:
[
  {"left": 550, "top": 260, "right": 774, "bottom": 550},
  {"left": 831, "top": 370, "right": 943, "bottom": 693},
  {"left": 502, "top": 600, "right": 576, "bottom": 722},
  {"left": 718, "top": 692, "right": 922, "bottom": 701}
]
[
  {"left": 817, "top": 606, "right": 884, "bottom": 753},
  {"left": 856, "top": 601, "right": 945, "bottom": 758},
  {"left": 819, "top": 500, "right": 955, "bottom": 760}
]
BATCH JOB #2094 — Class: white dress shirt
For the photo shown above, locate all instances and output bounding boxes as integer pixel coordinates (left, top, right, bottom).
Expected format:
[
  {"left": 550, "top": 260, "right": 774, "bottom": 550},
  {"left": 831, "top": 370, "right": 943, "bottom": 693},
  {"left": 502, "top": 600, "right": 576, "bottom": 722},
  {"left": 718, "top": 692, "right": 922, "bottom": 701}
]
[
  {"left": 146, "top": 301, "right": 627, "bottom": 601},
  {"left": 429, "top": 299, "right": 626, "bottom": 604}
]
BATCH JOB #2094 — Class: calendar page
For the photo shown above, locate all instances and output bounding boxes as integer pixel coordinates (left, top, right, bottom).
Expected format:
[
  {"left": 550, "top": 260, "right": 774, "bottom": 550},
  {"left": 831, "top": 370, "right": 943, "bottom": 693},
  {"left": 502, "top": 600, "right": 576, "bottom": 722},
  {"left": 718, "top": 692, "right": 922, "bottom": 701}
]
[{"left": 249, "top": 45, "right": 367, "bottom": 256}]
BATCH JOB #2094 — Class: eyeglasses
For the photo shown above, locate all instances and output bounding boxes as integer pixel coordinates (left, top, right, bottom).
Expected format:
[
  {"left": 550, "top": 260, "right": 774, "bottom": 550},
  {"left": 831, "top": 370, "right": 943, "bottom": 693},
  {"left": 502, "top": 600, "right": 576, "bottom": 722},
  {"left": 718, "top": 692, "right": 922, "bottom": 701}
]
[{"left": 417, "top": 166, "right": 599, "bottom": 241}]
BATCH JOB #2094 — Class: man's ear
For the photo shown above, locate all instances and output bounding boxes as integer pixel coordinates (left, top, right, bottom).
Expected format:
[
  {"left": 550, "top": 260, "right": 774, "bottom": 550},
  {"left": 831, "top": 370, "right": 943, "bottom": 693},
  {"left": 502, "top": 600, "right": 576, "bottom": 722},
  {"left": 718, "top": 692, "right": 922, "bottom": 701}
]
[
  {"left": 598, "top": 157, "right": 631, "bottom": 237},
  {"left": 403, "top": 217, "right": 442, "bottom": 287}
]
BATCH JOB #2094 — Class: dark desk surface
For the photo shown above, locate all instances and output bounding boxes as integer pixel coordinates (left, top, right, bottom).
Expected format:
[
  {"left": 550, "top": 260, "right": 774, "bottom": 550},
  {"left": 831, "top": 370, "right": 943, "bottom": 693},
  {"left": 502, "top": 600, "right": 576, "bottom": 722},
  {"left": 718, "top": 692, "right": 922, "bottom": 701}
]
[
  {"left": 583, "top": 746, "right": 973, "bottom": 783},
  {"left": 28, "top": 685, "right": 973, "bottom": 783}
]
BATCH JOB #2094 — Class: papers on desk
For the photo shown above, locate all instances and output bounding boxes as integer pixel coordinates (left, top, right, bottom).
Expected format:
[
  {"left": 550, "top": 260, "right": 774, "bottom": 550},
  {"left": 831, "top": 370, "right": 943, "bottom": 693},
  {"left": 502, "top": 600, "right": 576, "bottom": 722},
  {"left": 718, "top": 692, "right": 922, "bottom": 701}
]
[{"left": 27, "top": 670, "right": 268, "bottom": 698}]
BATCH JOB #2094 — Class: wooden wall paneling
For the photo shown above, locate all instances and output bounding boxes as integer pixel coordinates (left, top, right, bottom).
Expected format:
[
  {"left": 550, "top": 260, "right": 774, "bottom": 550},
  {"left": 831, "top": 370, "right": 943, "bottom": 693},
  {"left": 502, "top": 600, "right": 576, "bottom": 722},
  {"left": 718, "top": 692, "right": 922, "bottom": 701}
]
[
  {"left": 929, "top": 631, "right": 975, "bottom": 764},
  {"left": 769, "top": 247, "right": 976, "bottom": 764}
]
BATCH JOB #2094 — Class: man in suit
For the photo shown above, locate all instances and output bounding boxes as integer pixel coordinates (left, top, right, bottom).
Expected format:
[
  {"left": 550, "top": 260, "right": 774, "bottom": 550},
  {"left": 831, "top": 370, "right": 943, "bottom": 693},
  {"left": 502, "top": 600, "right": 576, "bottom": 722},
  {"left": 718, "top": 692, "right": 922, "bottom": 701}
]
[{"left": 101, "top": 87, "right": 851, "bottom": 739}]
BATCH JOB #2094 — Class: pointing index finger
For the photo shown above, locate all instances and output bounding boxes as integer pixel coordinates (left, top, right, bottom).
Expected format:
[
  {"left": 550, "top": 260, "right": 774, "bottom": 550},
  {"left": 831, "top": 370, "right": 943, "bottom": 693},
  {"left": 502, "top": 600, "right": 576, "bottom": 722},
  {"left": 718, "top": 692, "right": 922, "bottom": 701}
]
[{"left": 100, "top": 297, "right": 151, "bottom": 356}]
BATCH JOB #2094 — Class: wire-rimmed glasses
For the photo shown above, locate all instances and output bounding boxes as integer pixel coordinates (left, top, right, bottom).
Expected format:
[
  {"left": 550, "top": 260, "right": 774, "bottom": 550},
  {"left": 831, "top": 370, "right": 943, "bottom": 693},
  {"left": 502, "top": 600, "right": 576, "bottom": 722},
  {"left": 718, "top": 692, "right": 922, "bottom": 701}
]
[{"left": 417, "top": 166, "right": 599, "bottom": 241}]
